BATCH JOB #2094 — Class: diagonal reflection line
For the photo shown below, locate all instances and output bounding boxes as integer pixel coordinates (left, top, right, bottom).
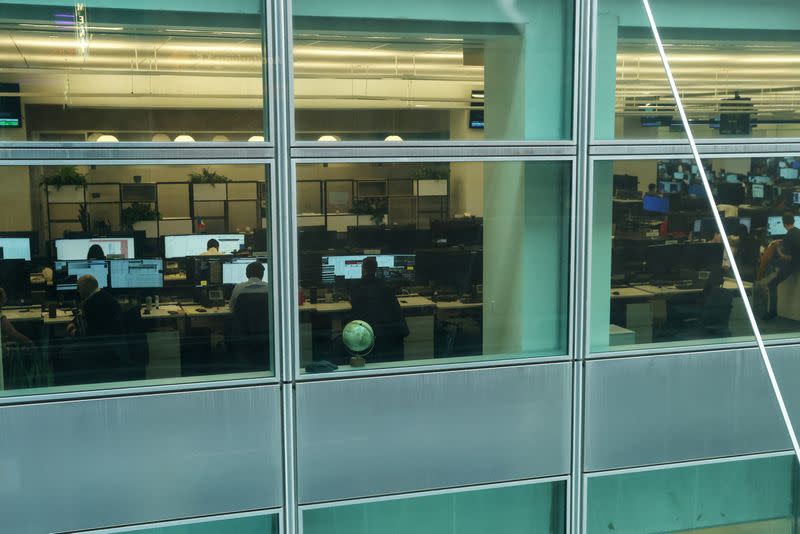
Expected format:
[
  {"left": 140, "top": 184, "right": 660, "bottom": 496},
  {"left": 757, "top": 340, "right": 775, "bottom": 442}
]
[{"left": 640, "top": 0, "right": 800, "bottom": 463}]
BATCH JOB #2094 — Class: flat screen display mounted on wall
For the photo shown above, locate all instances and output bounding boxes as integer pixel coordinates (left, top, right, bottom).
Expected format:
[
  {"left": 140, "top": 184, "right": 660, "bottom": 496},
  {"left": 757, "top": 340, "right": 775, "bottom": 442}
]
[{"left": 0, "top": 83, "right": 21, "bottom": 128}]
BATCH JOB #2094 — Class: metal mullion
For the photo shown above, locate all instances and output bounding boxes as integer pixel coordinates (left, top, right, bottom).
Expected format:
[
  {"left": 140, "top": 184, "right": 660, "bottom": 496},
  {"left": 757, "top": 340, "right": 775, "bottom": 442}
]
[
  {"left": 589, "top": 141, "right": 800, "bottom": 158},
  {"left": 0, "top": 145, "right": 275, "bottom": 163}
]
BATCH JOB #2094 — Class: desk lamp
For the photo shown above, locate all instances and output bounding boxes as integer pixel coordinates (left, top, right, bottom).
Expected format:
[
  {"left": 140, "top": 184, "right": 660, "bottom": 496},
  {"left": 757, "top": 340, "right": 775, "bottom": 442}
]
[{"left": 342, "top": 319, "right": 374, "bottom": 368}]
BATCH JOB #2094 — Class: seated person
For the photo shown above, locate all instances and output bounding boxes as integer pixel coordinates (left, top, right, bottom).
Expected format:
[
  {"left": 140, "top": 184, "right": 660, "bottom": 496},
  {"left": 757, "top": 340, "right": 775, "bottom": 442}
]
[
  {"left": 67, "top": 274, "right": 123, "bottom": 337},
  {"left": 86, "top": 244, "right": 106, "bottom": 260},
  {"left": 348, "top": 257, "right": 409, "bottom": 363},
  {"left": 230, "top": 261, "right": 269, "bottom": 311},
  {"left": 757, "top": 212, "right": 800, "bottom": 319},
  {"left": 230, "top": 261, "right": 270, "bottom": 371},
  {"left": 200, "top": 238, "right": 222, "bottom": 256},
  {"left": 0, "top": 287, "right": 31, "bottom": 345}
]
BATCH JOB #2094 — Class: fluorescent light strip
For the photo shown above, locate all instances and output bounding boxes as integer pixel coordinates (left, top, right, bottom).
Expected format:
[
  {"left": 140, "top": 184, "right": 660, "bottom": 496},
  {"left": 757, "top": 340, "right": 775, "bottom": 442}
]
[{"left": 641, "top": 0, "right": 800, "bottom": 465}]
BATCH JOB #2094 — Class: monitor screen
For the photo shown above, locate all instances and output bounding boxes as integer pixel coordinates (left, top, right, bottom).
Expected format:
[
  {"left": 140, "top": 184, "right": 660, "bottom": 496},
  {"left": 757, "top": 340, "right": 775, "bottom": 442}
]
[
  {"left": 321, "top": 254, "right": 415, "bottom": 285},
  {"left": 688, "top": 184, "right": 706, "bottom": 198},
  {"left": 672, "top": 172, "right": 685, "bottom": 180},
  {"left": 0, "top": 237, "right": 31, "bottom": 260},
  {"left": 55, "top": 237, "right": 134, "bottom": 260},
  {"left": 658, "top": 181, "right": 681, "bottom": 194},
  {"left": 54, "top": 260, "right": 109, "bottom": 291},
  {"left": 643, "top": 195, "right": 669, "bottom": 214},
  {"left": 752, "top": 184, "right": 765, "bottom": 199},
  {"left": 222, "top": 257, "right": 268, "bottom": 285},
  {"left": 0, "top": 83, "right": 21, "bottom": 128},
  {"left": 767, "top": 216, "right": 800, "bottom": 237},
  {"left": 750, "top": 175, "right": 772, "bottom": 184},
  {"left": 109, "top": 259, "right": 163, "bottom": 289},
  {"left": 726, "top": 174, "right": 740, "bottom": 184},
  {"left": 739, "top": 217, "right": 752, "bottom": 233},
  {"left": 780, "top": 168, "right": 799, "bottom": 180},
  {"left": 793, "top": 192, "right": 800, "bottom": 205},
  {"left": 164, "top": 234, "right": 245, "bottom": 258}
]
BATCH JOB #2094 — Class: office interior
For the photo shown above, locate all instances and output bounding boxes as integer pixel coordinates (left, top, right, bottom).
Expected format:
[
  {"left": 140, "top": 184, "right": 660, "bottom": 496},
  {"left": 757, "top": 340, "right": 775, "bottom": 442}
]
[
  {"left": 597, "top": 0, "right": 800, "bottom": 140},
  {"left": 592, "top": 155, "right": 800, "bottom": 351},
  {"left": 0, "top": 0, "right": 574, "bottom": 143},
  {"left": 296, "top": 161, "right": 571, "bottom": 372},
  {"left": 0, "top": 163, "right": 271, "bottom": 393}
]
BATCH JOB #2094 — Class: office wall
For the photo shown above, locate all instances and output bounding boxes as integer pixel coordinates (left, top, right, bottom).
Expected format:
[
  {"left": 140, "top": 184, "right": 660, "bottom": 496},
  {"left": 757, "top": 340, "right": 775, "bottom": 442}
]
[{"left": 613, "top": 160, "right": 657, "bottom": 192}]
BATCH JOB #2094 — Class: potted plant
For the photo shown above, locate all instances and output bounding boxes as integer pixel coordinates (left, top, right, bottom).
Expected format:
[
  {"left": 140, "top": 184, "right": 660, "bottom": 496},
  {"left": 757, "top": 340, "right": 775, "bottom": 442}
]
[
  {"left": 189, "top": 168, "right": 230, "bottom": 201},
  {"left": 352, "top": 197, "right": 388, "bottom": 226},
  {"left": 121, "top": 202, "right": 159, "bottom": 237},
  {"left": 42, "top": 166, "right": 87, "bottom": 203}
]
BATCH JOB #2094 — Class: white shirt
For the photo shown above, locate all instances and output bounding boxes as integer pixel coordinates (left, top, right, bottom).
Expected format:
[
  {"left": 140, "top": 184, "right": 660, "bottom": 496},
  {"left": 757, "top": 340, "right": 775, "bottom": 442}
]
[{"left": 230, "top": 277, "right": 269, "bottom": 311}]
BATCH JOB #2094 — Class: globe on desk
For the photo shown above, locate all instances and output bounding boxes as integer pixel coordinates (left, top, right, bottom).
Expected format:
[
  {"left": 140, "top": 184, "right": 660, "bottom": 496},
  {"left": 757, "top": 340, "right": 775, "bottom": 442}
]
[{"left": 342, "top": 320, "right": 375, "bottom": 367}]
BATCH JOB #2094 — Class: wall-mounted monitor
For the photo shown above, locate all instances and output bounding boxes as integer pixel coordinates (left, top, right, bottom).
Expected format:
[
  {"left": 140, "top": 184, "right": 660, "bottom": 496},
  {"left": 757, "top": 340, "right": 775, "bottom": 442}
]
[
  {"left": 163, "top": 234, "right": 245, "bottom": 258},
  {"left": 780, "top": 168, "right": 799, "bottom": 180},
  {"left": 0, "top": 83, "right": 21, "bottom": 128},
  {"left": 55, "top": 237, "right": 135, "bottom": 260}
]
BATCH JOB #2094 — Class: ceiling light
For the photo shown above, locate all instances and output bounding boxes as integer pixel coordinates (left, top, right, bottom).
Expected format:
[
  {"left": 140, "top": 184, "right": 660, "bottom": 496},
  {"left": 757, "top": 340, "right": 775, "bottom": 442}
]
[
  {"left": 248, "top": 135, "right": 265, "bottom": 142},
  {"left": 384, "top": 135, "right": 403, "bottom": 142},
  {"left": 318, "top": 135, "right": 341, "bottom": 142},
  {"left": 152, "top": 133, "right": 171, "bottom": 142},
  {"left": 95, "top": 134, "right": 119, "bottom": 142},
  {"left": 424, "top": 37, "right": 464, "bottom": 42},
  {"left": 212, "top": 135, "right": 230, "bottom": 142},
  {"left": 174, "top": 134, "right": 195, "bottom": 142}
]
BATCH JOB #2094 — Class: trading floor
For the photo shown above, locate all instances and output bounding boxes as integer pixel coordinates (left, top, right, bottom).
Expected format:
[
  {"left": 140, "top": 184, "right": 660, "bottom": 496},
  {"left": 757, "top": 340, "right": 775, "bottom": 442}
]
[{"left": 605, "top": 156, "right": 800, "bottom": 348}]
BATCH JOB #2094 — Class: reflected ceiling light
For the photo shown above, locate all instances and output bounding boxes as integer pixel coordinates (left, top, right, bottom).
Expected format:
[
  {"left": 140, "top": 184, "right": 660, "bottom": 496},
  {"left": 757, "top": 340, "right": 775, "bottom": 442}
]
[
  {"left": 174, "top": 134, "right": 195, "bottom": 142},
  {"left": 151, "top": 133, "right": 171, "bottom": 142},
  {"left": 248, "top": 135, "right": 265, "bottom": 142},
  {"left": 318, "top": 135, "right": 341, "bottom": 142},
  {"left": 96, "top": 134, "right": 119, "bottom": 142},
  {"left": 423, "top": 37, "right": 464, "bottom": 42},
  {"left": 212, "top": 135, "right": 230, "bottom": 142},
  {"left": 384, "top": 135, "right": 403, "bottom": 142},
  {"left": 87, "top": 132, "right": 102, "bottom": 141}
]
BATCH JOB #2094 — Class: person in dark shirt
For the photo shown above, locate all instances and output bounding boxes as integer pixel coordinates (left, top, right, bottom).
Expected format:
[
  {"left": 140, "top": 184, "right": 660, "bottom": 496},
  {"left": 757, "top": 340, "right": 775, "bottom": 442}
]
[
  {"left": 762, "top": 212, "right": 800, "bottom": 319},
  {"left": 86, "top": 244, "right": 106, "bottom": 260},
  {"left": 348, "top": 257, "right": 409, "bottom": 363},
  {"left": 66, "top": 274, "right": 123, "bottom": 337}
]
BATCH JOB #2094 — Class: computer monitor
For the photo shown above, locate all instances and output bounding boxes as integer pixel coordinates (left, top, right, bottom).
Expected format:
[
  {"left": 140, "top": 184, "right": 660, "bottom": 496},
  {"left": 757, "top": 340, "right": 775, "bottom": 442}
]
[
  {"left": 55, "top": 237, "right": 135, "bottom": 260},
  {"left": 164, "top": 234, "right": 245, "bottom": 258},
  {"left": 793, "top": 192, "right": 800, "bottom": 206},
  {"left": 687, "top": 184, "right": 706, "bottom": 198},
  {"left": 726, "top": 174, "right": 741, "bottom": 184},
  {"left": 716, "top": 182, "right": 745, "bottom": 205},
  {"left": 752, "top": 184, "right": 765, "bottom": 200},
  {"left": 188, "top": 256, "right": 227, "bottom": 286},
  {"left": 767, "top": 216, "right": 800, "bottom": 237},
  {"left": 643, "top": 195, "right": 669, "bottom": 214},
  {"left": 430, "top": 218, "right": 483, "bottom": 247},
  {"left": 738, "top": 217, "right": 752, "bottom": 233},
  {"left": 672, "top": 172, "right": 685, "bottom": 181},
  {"left": 750, "top": 175, "right": 772, "bottom": 184},
  {"left": 658, "top": 181, "right": 681, "bottom": 194},
  {"left": 692, "top": 217, "right": 717, "bottom": 238},
  {"left": 320, "top": 254, "right": 415, "bottom": 285},
  {"left": 0, "top": 259, "right": 30, "bottom": 303},
  {"left": 53, "top": 260, "right": 109, "bottom": 291},
  {"left": 780, "top": 168, "right": 799, "bottom": 180},
  {"left": 0, "top": 237, "right": 31, "bottom": 260},
  {"left": 416, "top": 248, "right": 481, "bottom": 293},
  {"left": 613, "top": 174, "right": 638, "bottom": 194},
  {"left": 298, "top": 226, "right": 336, "bottom": 251},
  {"left": 109, "top": 259, "right": 164, "bottom": 289},
  {"left": 222, "top": 257, "right": 268, "bottom": 285}
]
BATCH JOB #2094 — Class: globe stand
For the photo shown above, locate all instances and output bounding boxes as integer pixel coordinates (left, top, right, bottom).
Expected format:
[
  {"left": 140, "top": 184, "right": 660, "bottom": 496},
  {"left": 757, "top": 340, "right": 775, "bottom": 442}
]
[{"left": 342, "top": 320, "right": 375, "bottom": 369}]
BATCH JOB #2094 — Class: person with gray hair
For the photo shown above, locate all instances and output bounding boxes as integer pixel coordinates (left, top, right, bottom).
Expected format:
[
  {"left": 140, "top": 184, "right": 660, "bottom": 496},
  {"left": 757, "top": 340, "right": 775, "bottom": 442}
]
[{"left": 67, "top": 274, "right": 123, "bottom": 337}]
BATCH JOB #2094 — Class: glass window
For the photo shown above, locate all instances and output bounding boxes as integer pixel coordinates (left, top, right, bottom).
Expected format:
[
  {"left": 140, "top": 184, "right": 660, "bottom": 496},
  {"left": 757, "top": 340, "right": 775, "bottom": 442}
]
[
  {"left": 587, "top": 455, "right": 798, "bottom": 533},
  {"left": 595, "top": 0, "right": 800, "bottom": 140},
  {"left": 303, "top": 480, "right": 566, "bottom": 534},
  {"left": 297, "top": 160, "right": 571, "bottom": 373},
  {"left": 590, "top": 155, "right": 800, "bottom": 353},
  {"left": 0, "top": 1, "right": 266, "bottom": 142},
  {"left": 0, "top": 163, "right": 272, "bottom": 397},
  {"left": 91, "top": 513, "right": 278, "bottom": 533},
  {"left": 292, "top": 0, "right": 574, "bottom": 141}
]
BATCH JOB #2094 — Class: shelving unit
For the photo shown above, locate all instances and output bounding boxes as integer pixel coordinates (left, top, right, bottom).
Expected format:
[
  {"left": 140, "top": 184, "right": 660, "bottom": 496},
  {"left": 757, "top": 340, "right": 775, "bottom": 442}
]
[{"left": 297, "top": 177, "right": 449, "bottom": 231}]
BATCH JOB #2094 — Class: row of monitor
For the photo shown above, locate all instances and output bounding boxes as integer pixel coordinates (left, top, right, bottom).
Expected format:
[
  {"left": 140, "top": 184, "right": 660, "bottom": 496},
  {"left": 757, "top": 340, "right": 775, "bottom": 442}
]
[
  {"left": 689, "top": 215, "right": 798, "bottom": 237},
  {"left": 0, "top": 234, "right": 248, "bottom": 262},
  {"left": 52, "top": 256, "right": 265, "bottom": 291}
]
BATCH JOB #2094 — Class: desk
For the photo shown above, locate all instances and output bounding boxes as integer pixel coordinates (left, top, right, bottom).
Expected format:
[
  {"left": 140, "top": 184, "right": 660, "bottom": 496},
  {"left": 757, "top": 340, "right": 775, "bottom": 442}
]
[
  {"left": 4, "top": 308, "right": 45, "bottom": 323},
  {"left": 141, "top": 304, "right": 185, "bottom": 320},
  {"left": 435, "top": 300, "right": 483, "bottom": 311},
  {"left": 610, "top": 287, "right": 652, "bottom": 300},
  {"left": 181, "top": 304, "right": 231, "bottom": 318}
]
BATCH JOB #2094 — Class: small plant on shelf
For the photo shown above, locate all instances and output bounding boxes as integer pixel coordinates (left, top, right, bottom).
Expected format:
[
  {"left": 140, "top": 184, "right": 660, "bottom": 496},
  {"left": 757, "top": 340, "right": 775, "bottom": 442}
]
[
  {"left": 41, "top": 166, "right": 87, "bottom": 189},
  {"left": 121, "top": 202, "right": 159, "bottom": 231},
  {"left": 412, "top": 166, "right": 450, "bottom": 181},
  {"left": 352, "top": 197, "right": 388, "bottom": 226},
  {"left": 188, "top": 168, "right": 231, "bottom": 185}
]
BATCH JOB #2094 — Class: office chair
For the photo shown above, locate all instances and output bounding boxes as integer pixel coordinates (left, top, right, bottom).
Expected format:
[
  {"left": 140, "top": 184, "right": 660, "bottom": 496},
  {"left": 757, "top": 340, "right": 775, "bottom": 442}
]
[{"left": 231, "top": 292, "right": 270, "bottom": 372}]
